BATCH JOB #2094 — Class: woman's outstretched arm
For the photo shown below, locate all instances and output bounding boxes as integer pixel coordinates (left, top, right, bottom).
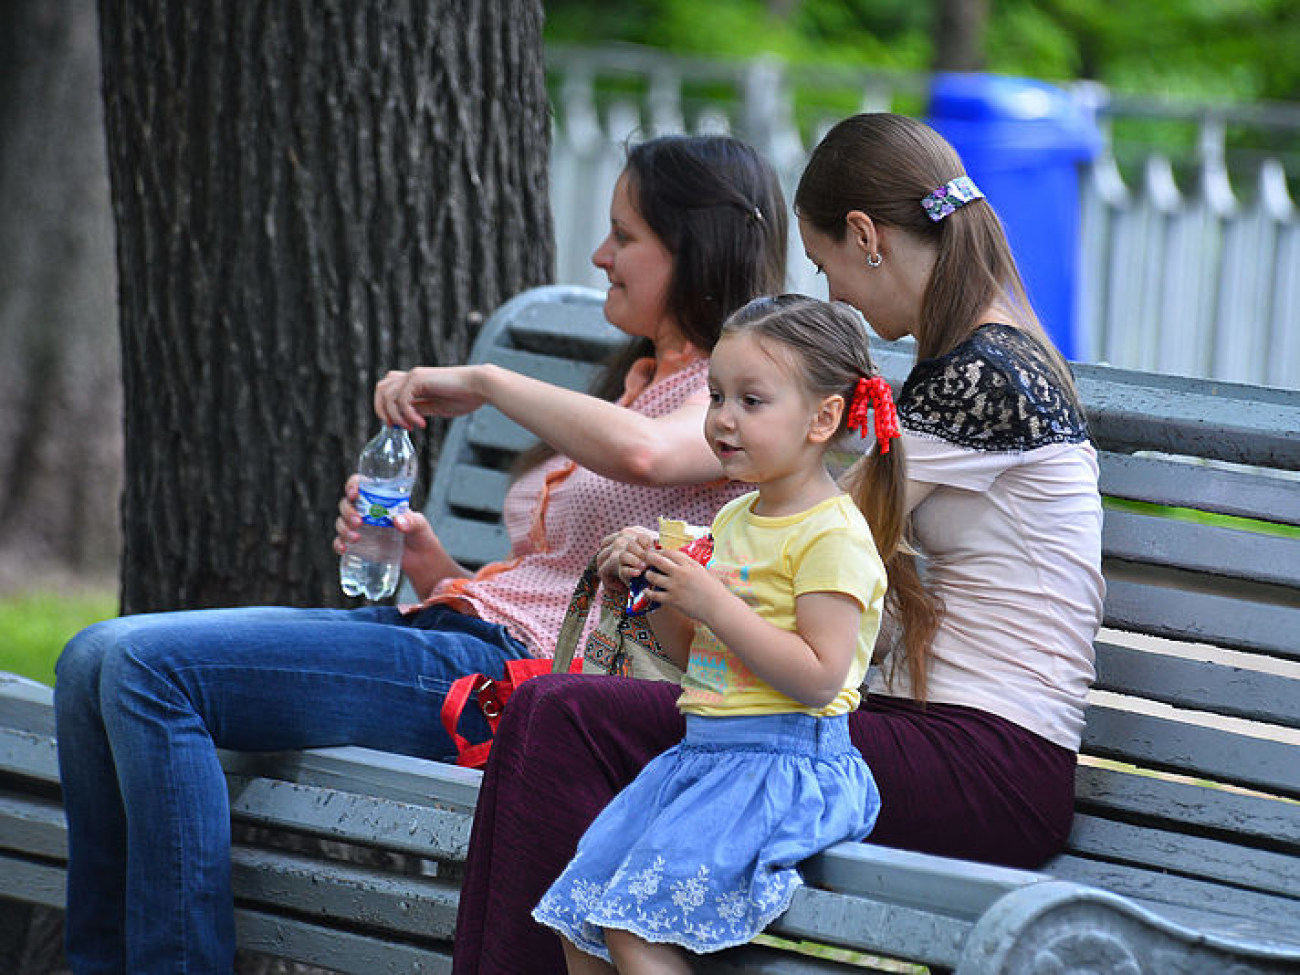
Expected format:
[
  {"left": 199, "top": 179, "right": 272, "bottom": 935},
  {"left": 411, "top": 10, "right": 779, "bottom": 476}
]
[{"left": 375, "top": 364, "right": 723, "bottom": 486}]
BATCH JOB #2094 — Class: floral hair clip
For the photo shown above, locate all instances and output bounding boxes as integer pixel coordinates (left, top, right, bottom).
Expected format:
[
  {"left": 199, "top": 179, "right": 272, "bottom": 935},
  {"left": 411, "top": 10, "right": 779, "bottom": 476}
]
[
  {"left": 920, "top": 175, "right": 984, "bottom": 222},
  {"left": 845, "top": 375, "right": 901, "bottom": 453}
]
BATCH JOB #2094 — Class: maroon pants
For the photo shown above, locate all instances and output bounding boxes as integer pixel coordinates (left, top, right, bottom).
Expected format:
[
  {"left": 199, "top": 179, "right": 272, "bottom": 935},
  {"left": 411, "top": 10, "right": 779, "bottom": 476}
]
[{"left": 451, "top": 674, "right": 1075, "bottom": 975}]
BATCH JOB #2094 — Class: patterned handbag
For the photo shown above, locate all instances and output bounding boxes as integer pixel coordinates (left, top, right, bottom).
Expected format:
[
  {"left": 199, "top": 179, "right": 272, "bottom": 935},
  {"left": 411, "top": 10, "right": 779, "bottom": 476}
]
[
  {"left": 551, "top": 555, "right": 683, "bottom": 683},
  {"left": 442, "top": 544, "right": 691, "bottom": 768}
]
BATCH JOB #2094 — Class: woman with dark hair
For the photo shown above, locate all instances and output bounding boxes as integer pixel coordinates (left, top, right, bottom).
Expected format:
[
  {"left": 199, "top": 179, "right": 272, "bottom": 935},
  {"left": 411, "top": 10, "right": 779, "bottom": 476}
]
[
  {"left": 452, "top": 113, "right": 1103, "bottom": 974},
  {"left": 53, "top": 133, "right": 787, "bottom": 974}
]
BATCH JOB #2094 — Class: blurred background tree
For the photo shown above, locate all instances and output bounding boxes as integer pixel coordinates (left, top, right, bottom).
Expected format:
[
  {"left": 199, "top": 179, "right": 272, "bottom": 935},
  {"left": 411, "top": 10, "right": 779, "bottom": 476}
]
[
  {"left": 0, "top": 0, "right": 119, "bottom": 596},
  {"left": 542, "top": 0, "right": 1300, "bottom": 103}
]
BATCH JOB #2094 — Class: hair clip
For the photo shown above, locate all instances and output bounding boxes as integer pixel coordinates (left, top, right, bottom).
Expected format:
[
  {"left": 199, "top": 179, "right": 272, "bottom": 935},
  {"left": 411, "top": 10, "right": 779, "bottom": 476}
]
[
  {"left": 845, "top": 376, "right": 901, "bottom": 453},
  {"left": 920, "top": 175, "right": 984, "bottom": 222}
]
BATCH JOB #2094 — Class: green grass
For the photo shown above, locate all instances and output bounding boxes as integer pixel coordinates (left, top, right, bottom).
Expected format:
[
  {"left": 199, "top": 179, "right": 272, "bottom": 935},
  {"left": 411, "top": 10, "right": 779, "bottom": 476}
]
[
  {"left": 755, "top": 934, "right": 928, "bottom": 971},
  {"left": 0, "top": 589, "right": 118, "bottom": 686},
  {"left": 1103, "top": 497, "right": 1300, "bottom": 538}
]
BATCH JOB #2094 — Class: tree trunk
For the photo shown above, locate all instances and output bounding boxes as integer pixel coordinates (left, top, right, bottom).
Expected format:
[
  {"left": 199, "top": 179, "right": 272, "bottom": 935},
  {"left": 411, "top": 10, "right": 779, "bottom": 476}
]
[
  {"left": 0, "top": 0, "right": 120, "bottom": 595},
  {"left": 933, "top": 0, "right": 989, "bottom": 72},
  {"left": 99, "top": 0, "right": 554, "bottom": 615}
]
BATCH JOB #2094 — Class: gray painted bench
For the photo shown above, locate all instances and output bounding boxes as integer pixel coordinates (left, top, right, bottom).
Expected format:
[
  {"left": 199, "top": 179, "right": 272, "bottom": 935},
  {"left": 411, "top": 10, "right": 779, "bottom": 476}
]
[{"left": 2, "top": 283, "right": 1299, "bottom": 973}]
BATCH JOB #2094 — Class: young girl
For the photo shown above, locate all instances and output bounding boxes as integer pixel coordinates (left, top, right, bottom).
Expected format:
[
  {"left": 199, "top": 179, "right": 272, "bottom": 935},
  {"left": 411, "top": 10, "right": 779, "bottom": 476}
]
[{"left": 533, "top": 293, "right": 923, "bottom": 973}]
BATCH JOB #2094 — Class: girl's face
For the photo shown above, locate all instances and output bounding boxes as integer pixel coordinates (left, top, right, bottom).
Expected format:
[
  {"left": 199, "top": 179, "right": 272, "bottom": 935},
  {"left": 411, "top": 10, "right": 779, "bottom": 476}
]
[
  {"left": 798, "top": 216, "right": 920, "bottom": 343},
  {"left": 591, "top": 171, "right": 680, "bottom": 346},
  {"left": 705, "top": 332, "right": 826, "bottom": 490}
]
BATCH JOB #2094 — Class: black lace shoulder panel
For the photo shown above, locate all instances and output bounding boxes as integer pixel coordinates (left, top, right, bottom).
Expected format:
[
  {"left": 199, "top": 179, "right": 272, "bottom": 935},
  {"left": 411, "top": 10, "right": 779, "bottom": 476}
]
[{"left": 897, "top": 324, "right": 1089, "bottom": 452}]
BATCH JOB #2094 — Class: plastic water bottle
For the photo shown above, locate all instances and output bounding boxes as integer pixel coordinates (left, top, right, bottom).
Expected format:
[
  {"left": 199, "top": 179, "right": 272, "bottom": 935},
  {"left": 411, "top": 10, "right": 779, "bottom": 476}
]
[{"left": 340, "top": 426, "right": 418, "bottom": 600}]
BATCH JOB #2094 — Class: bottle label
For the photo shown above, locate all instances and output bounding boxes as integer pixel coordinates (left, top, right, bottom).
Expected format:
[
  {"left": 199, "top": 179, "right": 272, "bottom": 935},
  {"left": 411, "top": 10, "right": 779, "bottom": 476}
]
[{"left": 356, "top": 483, "right": 411, "bottom": 528}]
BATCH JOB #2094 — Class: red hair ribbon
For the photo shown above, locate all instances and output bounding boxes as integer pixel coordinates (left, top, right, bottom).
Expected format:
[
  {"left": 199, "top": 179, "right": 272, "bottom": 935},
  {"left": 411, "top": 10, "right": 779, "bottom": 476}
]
[{"left": 845, "top": 376, "right": 901, "bottom": 453}]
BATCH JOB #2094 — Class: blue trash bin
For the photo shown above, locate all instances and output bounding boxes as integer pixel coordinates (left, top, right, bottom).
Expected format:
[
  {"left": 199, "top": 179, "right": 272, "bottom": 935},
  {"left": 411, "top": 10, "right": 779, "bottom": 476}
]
[{"left": 927, "top": 73, "right": 1100, "bottom": 361}]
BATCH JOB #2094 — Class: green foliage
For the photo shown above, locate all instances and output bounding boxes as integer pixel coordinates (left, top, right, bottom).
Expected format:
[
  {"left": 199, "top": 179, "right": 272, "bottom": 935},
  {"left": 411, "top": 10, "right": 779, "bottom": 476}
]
[
  {"left": 984, "top": 3, "right": 1081, "bottom": 80},
  {"left": 547, "top": 0, "right": 933, "bottom": 70},
  {"left": 1001, "top": 0, "right": 1300, "bottom": 102},
  {"left": 0, "top": 590, "right": 117, "bottom": 686},
  {"left": 543, "top": 0, "right": 1300, "bottom": 102}
]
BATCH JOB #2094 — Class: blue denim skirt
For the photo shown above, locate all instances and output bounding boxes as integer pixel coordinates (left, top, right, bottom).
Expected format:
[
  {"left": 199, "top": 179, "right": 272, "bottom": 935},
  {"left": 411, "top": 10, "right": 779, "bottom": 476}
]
[{"left": 532, "top": 711, "right": 879, "bottom": 960}]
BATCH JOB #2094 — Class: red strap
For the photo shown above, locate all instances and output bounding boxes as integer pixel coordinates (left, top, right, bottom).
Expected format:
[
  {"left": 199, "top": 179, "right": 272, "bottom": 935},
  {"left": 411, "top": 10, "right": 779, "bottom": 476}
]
[
  {"left": 440, "top": 674, "right": 484, "bottom": 766},
  {"left": 440, "top": 657, "right": 578, "bottom": 768}
]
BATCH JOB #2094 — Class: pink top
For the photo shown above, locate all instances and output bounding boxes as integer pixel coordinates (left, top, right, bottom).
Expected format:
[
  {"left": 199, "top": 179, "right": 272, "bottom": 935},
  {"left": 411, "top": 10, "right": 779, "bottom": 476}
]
[
  {"left": 868, "top": 434, "right": 1103, "bottom": 751},
  {"left": 410, "top": 357, "right": 748, "bottom": 657}
]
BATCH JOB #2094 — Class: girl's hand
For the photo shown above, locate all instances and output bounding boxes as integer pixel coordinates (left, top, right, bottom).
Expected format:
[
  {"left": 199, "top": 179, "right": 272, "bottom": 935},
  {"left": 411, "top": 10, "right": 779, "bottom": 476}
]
[
  {"left": 598, "top": 529, "right": 700, "bottom": 668},
  {"left": 639, "top": 548, "right": 728, "bottom": 623},
  {"left": 597, "top": 527, "right": 656, "bottom": 590},
  {"left": 374, "top": 366, "right": 488, "bottom": 430}
]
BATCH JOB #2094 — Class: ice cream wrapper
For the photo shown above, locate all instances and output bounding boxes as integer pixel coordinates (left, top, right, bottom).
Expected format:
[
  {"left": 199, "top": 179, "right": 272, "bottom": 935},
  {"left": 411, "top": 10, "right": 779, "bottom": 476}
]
[{"left": 626, "top": 518, "right": 714, "bottom": 615}]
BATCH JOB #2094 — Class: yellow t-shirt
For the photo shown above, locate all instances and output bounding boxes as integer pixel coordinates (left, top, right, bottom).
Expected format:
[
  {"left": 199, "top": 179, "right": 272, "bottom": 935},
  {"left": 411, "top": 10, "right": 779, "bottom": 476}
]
[{"left": 678, "top": 492, "right": 886, "bottom": 718}]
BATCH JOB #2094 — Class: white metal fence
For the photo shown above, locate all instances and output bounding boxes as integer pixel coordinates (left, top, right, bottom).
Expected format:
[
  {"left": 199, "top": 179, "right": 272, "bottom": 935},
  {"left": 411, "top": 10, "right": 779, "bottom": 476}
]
[{"left": 546, "top": 46, "right": 1300, "bottom": 390}]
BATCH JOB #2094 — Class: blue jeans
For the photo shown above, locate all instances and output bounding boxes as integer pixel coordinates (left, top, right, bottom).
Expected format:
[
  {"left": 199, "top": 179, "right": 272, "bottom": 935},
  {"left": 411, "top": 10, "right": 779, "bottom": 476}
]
[{"left": 53, "top": 603, "right": 529, "bottom": 975}]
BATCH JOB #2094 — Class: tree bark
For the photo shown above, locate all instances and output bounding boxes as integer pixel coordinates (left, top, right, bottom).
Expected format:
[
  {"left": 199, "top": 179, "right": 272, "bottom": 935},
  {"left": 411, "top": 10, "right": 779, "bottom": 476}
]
[
  {"left": 99, "top": 0, "right": 554, "bottom": 614},
  {"left": 933, "top": 0, "right": 989, "bottom": 72},
  {"left": 0, "top": 0, "right": 120, "bottom": 595}
]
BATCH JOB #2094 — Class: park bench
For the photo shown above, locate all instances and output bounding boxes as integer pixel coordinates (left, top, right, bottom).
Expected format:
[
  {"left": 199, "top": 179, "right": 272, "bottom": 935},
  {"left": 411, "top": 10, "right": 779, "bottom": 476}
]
[{"left": 2, "top": 282, "right": 1298, "bottom": 973}]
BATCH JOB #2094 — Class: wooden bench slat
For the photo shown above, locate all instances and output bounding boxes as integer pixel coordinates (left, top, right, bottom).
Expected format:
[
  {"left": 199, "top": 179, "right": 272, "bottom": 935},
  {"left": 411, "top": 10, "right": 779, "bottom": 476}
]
[
  {"left": 1076, "top": 363, "right": 1300, "bottom": 470},
  {"left": 444, "top": 466, "right": 512, "bottom": 516},
  {"left": 1093, "top": 641, "right": 1300, "bottom": 728},
  {"left": 1066, "top": 814, "right": 1300, "bottom": 899},
  {"left": 1082, "top": 705, "right": 1300, "bottom": 799},
  {"left": 1104, "top": 898, "right": 1300, "bottom": 958},
  {"left": 0, "top": 727, "right": 60, "bottom": 786},
  {"left": 504, "top": 326, "right": 623, "bottom": 363},
  {"left": 500, "top": 285, "right": 623, "bottom": 359},
  {"left": 1074, "top": 763, "right": 1300, "bottom": 851},
  {"left": 0, "top": 675, "right": 56, "bottom": 737},
  {"left": 1102, "top": 575, "right": 1300, "bottom": 661},
  {"left": 234, "top": 906, "right": 451, "bottom": 975},
  {"left": 227, "top": 777, "right": 471, "bottom": 860},
  {"left": 801, "top": 841, "right": 1042, "bottom": 918},
  {"left": 0, "top": 793, "right": 66, "bottom": 860},
  {"left": 465, "top": 405, "right": 539, "bottom": 456},
  {"left": 1099, "top": 451, "right": 1300, "bottom": 527},
  {"left": 489, "top": 347, "right": 604, "bottom": 395},
  {"left": 0, "top": 854, "right": 63, "bottom": 909},
  {"left": 232, "top": 846, "right": 459, "bottom": 941},
  {"left": 1102, "top": 509, "right": 1300, "bottom": 589},
  {"left": 0, "top": 775, "right": 476, "bottom": 872},
  {"left": 219, "top": 746, "right": 482, "bottom": 815},
  {"left": 768, "top": 885, "right": 971, "bottom": 971},
  {"left": 435, "top": 516, "right": 510, "bottom": 571},
  {"left": 1046, "top": 855, "right": 1300, "bottom": 944}
]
